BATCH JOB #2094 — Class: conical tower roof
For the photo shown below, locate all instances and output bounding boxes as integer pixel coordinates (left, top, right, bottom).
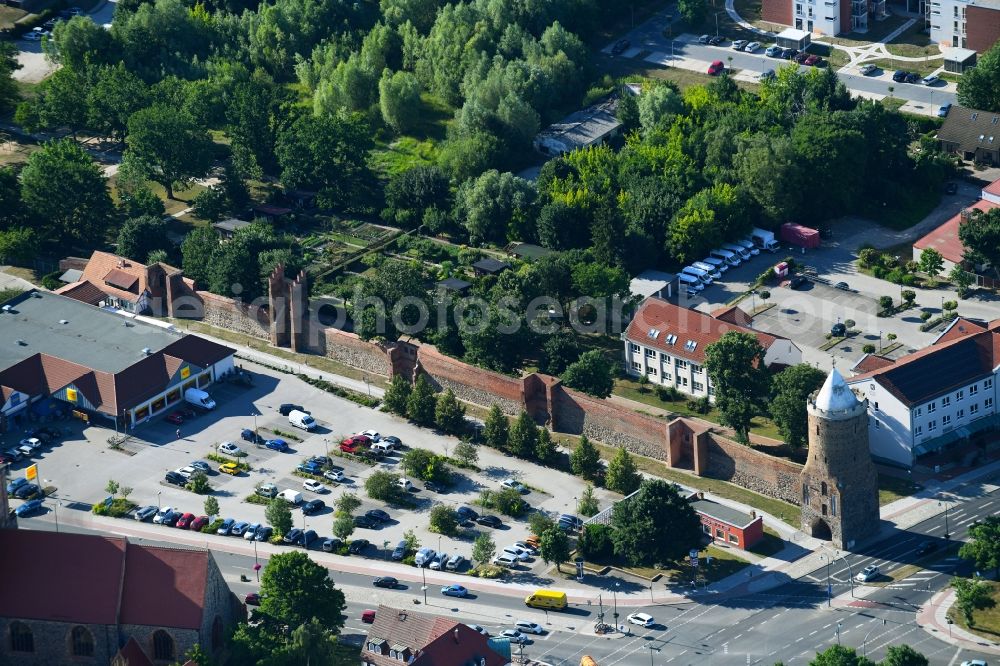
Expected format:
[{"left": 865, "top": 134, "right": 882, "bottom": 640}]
[{"left": 813, "top": 368, "right": 859, "bottom": 412}]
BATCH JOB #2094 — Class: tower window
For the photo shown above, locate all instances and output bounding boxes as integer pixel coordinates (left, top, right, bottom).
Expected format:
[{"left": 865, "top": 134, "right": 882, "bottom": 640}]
[{"left": 821, "top": 481, "right": 828, "bottom": 496}]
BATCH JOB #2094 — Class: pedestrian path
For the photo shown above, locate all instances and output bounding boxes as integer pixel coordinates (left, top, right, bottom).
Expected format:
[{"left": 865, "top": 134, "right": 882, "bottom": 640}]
[{"left": 916, "top": 588, "right": 1000, "bottom": 654}]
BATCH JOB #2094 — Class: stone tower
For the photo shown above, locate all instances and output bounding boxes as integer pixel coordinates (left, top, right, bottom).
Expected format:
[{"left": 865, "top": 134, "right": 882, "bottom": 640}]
[{"left": 799, "top": 368, "right": 879, "bottom": 550}]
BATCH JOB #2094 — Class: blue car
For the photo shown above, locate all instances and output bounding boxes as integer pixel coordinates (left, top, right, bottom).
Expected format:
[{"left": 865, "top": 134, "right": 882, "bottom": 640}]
[
  {"left": 217, "top": 518, "right": 235, "bottom": 535},
  {"left": 265, "top": 438, "right": 289, "bottom": 452},
  {"left": 15, "top": 499, "right": 43, "bottom": 517},
  {"left": 441, "top": 584, "right": 468, "bottom": 598},
  {"left": 297, "top": 462, "right": 322, "bottom": 475},
  {"left": 6, "top": 477, "right": 27, "bottom": 494}
]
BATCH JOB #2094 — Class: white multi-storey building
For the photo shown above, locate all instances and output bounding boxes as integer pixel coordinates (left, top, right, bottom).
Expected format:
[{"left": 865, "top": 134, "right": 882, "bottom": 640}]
[
  {"left": 622, "top": 298, "right": 802, "bottom": 402},
  {"left": 927, "top": 0, "right": 1000, "bottom": 51},
  {"left": 847, "top": 317, "right": 1000, "bottom": 468}
]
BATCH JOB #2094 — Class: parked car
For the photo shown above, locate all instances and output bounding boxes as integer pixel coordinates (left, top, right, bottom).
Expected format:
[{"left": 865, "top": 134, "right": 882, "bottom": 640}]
[
  {"left": 457, "top": 506, "right": 479, "bottom": 521},
  {"left": 302, "top": 499, "right": 326, "bottom": 515},
  {"left": 278, "top": 403, "right": 305, "bottom": 416},
  {"left": 501, "top": 478, "right": 527, "bottom": 493},
  {"left": 938, "top": 103, "right": 952, "bottom": 118},
  {"left": 441, "top": 584, "right": 468, "bottom": 598},
  {"left": 381, "top": 436, "right": 402, "bottom": 449},
  {"left": 558, "top": 514, "right": 583, "bottom": 530},
  {"left": 257, "top": 483, "right": 278, "bottom": 498},
  {"left": 731, "top": 39, "right": 747, "bottom": 50},
  {"left": 244, "top": 593, "right": 260, "bottom": 606},
  {"left": 153, "top": 507, "right": 175, "bottom": 524},
  {"left": 165, "top": 471, "right": 186, "bottom": 486},
  {"left": 191, "top": 516, "right": 209, "bottom": 531},
  {"left": 373, "top": 576, "right": 399, "bottom": 588},
  {"left": 391, "top": 540, "right": 408, "bottom": 560},
  {"left": 161, "top": 510, "right": 182, "bottom": 527},
  {"left": 892, "top": 69, "right": 908, "bottom": 82},
  {"left": 254, "top": 526, "right": 273, "bottom": 542},
  {"left": 500, "top": 629, "right": 528, "bottom": 644},
  {"left": 627, "top": 612, "right": 655, "bottom": 628},
  {"left": 264, "top": 438, "right": 289, "bottom": 452},
  {"left": 744, "top": 41, "right": 761, "bottom": 52},
  {"left": 445, "top": 554, "right": 467, "bottom": 571},
  {"left": 322, "top": 537, "right": 342, "bottom": 552},
  {"left": 6, "top": 477, "right": 28, "bottom": 494},
  {"left": 765, "top": 44, "right": 782, "bottom": 57},
  {"left": 219, "top": 463, "right": 240, "bottom": 476},
  {"left": 342, "top": 435, "right": 371, "bottom": 450},
  {"left": 300, "top": 530, "right": 318, "bottom": 547},
  {"left": 218, "top": 518, "right": 236, "bottom": 536},
  {"left": 349, "top": 538, "right": 370, "bottom": 554},
  {"left": 134, "top": 505, "right": 157, "bottom": 521},
  {"left": 493, "top": 554, "right": 517, "bottom": 568},
  {"left": 707, "top": 60, "right": 725, "bottom": 75},
  {"left": 13, "top": 483, "right": 39, "bottom": 499},
  {"left": 467, "top": 624, "right": 489, "bottom": 636},
  {"left": 176, "top": 466, "right": 196, "bottom": 479},
  {"left": 794, "top": 52, "right": 809, "bottom": 63},
  {"left": 298, "top": 461, "right": 323, "bottom": 475},
  {"left": 611, "top": 38, "right": 630, "bottom": 54},
  {"left": 856, "top": 565, "right": 880, "bottom": 582},
  {"left": 780, "top": 48, "right": 798, "bottom": 59},
  {"left": 19, "top": 438, "right": 41, "bottom": 454},
  {"left": 230, "top": 521, "right": 250, "bottom": 536},
  {"left": 354, "top": 514, "right": 378, "bottom": 529},
  {"left": 502, "top": 546, "right": 531, "bottom": 562},
  {"left": 415, "top": 547, "right": 437, "bottom": 566},
  {"left": 176, "top": 513, "right": 196, "bottom": 529},
  {"left": 905, "top": 72, "right": 921, "bottom": 83},
  {"left": 429, "top": 552, "right": 449, "bottom": 570},
  {"left": 166, "top": 411, "right": 184, "bottom": 425},
  {"left": 241, "top": 429, "right": 264, "bottom": 444},
  {"left": 310, "top": 456, "right": 334, "bottom": 467},
  {"left": 16, "top": 499, "right": 43, "bottom": 517},
  {"left": 803, "top": 54, "right": 819, "bottom": 66},
  {"left": 324, "top": 469, "right": 346, "bottom": 482},
  {"left": 476, "top": 515, "right": 503, "bottom": 528},
  {"left": 303, "top": 479, "right": 327, "bottom": 493},
  {"left": 859, "top": 63, "right": 878, "bottom": 75},
  {"left": 834, "top": 281, "right": 850, "bottom": 291},
  {"left": 397, "top": 477, "right": 413, "bottom": 491},
  {"left": 709, "top": 35, "right": 725, "bottom": 45},
  {"left": 190, "top": 461, "right": 212, "bottom": 474},
  {"left": 360, "top": 429, "right": 382, "bottom": 442},
  {"left": 698, "top": 34, "right": 711, "bottom": 43},
  {"left": 218, "top": 442, "right": 243, "bottom": 456},
  {"left": 242, "top": 523, "right": 261, "bottom": 540},
  {"left": 515, "top": 620, "right": 545, "bottom": 635},
  {"left": 789, "top": 275, "right": 809, "bottom": 289},
  {"left": 283, "top": 528, "right": 303, "bottom": 544},
  {"left": 366, "top": 509, "right": 390, "bottom": 523}
]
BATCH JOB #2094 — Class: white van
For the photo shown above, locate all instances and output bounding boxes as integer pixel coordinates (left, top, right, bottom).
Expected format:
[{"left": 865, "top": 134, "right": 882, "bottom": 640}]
[
  {"left": 288, "top": 409, "right": 316, "bottom": 431},
  {"left": 677, "top": 273, "right": 704, "bottom": 293},
  {"left": 184, "top": 388, "right": 216, "bottom": 410},
  {"left": 371, "top": 441, "right": 393, "bottom": 456},
  {"left": 415, "top": 547, "right": 436, "bottom": 567},
  {"left": 681, "top": 265, "right": 713, "bottom": 285},
  {"left": 701, "top": 256, "right": 728, "bottom": 273},
  {"left": 723, "top": 243, "right": 751, "bottom": 260},
  {"left": 691, "top": 261, "right": 722, "bottom": 280},
  {"left": 710, "top": 248, "right": 740, "bottom": 266},
  {"left": 735, "top": 238, "right": 760, "bottom": 256},
  {"left": 278, "top": 489, "right": 303, "bottom": 505}
]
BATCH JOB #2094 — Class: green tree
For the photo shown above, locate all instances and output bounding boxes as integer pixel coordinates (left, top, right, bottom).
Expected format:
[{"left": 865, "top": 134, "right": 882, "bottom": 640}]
[
  {"left": 276, "top": 618, "right": 342, "bottom": 665},
  {"left": 203, "top": 496, "right": 219, "bottom": 517},
  {"left": 610, "top": 479, "right": 702, "bottom": 566},
  {"left": 265, "top": 498, "right": 293, "bottom": 537},
  {"left": 579, "top": 522, "right": 614, "bottom": 559},
  {"left": 959, "top": 208, "right": 1000, "bottom": 278},
  {"left": 365, "top": 470, "right": 404, "bottom": 503},
  {"left": 429, "top": 504, "right": 459, "bottom": 535},
  {"left": 383, "top": 166, "right": 451, "bottom": 229},
  {"left": 454, "top": 169, "right": 537, "bottom": 245},
  {"left": 483, "top": 487, "right": 527, "bottom": 516},
  {"left": 637, "top": 83, "right": 684, "bottom": 134},
  {"left": 535, "top": 428, "right": 556, "bottom": 464},
  {"left": 507, "top": 411, "right": 538, "bottom": 457},
  {"left": 105, "top": 479, "right": 119, "bottom": 496},
  {"left": 605, "top": 447, "right": 641, "bottom": 495},
  {"left": 561, "top": 349, "right": 614, "bottom": 398},
  {"left": 333, "top": 514, "right": 355, "bottom": 540},
  {"left": 17, "top": 67, "right": 90, "bottom": 137},
  {"left": 335, "top": 492, "right": 362, "bottom": 516},
  {"left": 704, "top": 332, "right": 771, "bottom": 443},
  {"left": 918, "top": 248, "right": 944, "bottom": 278},
  {"left": 406, "top": 375, "right": 437, "bottom": 426},
  {"left": 951, "top": 577, "right": 995, "bottom": 625},
  {"left": 880, "top": 645, "right": 929, "bottom": 666},
  {"left": 124, "top": 105, "right": 214, "bottom": 200},
  {"left": 959, "top": 515, "right": 1000, "bottom": 578},
  {"left": 379, "top": 69, "right": 421, "bottom": 133},
  {"left": 186, "top": 472, "right": 211, "bottom": 494},
  {"left": 678, "top": 0, "right": 707, "bottom": 24},
  {"left": 47, "top": 15, "right": 112, "bottom": 71},
  {"left": 808, "top": 645, "right": 875, "bottom": 666},
  {"left": 0, "top": 43, "right": 21, "bottom": 115},
  {"left": 577, "top": 483, "right": 599, "bottom": 517},
  {"left": 179, "top": 643, "right": 212, "bottom": 666},
  {"left": 19, "top": 139, "right": 116, "bottom": 249},
  {"left": 180, "top": 226, "right": 219, "bottom": 287},
  {"left": 260, "top": 551, "right": 346, "bottom": 630},
  {"left": 383, "top": 375, "right": 412, "bottom": 415},
  {"left": 950, "top": 265, "right": 975, "bottom": 297},
  {"left": 539, "top": 526, "right": 571, "bottom": 572},
  {"left": 571, "top": 435, "right": 601, "bottom": 481},
  {"left": 770, "top": 364, "right": 827, "bottom": 449},
  {"left": 453, "top": 440, "right": 479, "bottom": 467},
  {"left": 117, "top": 215, "right": 172, "bottom": 264},
  {"left": 528, "top": 512, "right": 555, "bottom": 537},
  {"left": 472, "top": 532, "right": 496, "bottom": 566},
  {"left": 87, "top": 63, "right": 148, "bottom": 142},
  {"left": 483, "top": 404, "right": 509, "bottom": 450},
  {"left": 957, "top": 39, "right": 1000, "bottom": 112},
  {"left": 540, "top": 331, "right": 580, "bottom": 375},
  {"left": 434, "top": 389, "right": 466, "bottom": 434}
]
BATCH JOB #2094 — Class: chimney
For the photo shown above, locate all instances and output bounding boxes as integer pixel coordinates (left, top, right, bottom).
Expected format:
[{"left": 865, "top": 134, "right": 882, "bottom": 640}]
[
  {"left": 453, "top": 628, "right": 460, "bottom": 643},
  {"left": 751, "top": 510, "right": 757, "bottom": 519},
  {"left": 698, "top": 492, "right": 705, "bottom": 500}
]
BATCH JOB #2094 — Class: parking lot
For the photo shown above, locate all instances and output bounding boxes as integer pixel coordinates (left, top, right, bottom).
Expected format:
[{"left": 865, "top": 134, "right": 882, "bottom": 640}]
[{"left": 4, "top": 359, "right": 612, "bottom": 578}]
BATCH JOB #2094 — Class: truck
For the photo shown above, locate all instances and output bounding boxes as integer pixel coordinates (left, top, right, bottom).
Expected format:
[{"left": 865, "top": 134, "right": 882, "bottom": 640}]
[
  {"left": 184, "top": 388, "right": 216, "bottom": 410},
  {"left": 779, "top": 223, "right": 820, "bottom": 249},
  {"left": 278, "top": 489, "right": 302, "bottom": 505},
  {"left": 525, "top": 589, "right": 568, "bottom": 610},
  {"left": 750, "top": 227, "right": 780, "bottom": 252}
]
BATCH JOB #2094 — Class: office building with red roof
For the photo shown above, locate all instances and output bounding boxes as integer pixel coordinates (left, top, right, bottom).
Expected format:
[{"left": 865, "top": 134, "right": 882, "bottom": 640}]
[
  {"left": 0, "top": 529, "right": 240, "bottom": 665},
  {"left": 623, "top": 298, "right": 802, "bottom": 402},
  {"left": 361, "top": 605, "right": 508, "bottom": 666}
]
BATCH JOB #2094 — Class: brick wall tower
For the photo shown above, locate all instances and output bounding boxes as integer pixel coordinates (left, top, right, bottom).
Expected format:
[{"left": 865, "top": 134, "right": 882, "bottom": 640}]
[
  {"left": 799, "top": 368, "right": 879, "bottom": 550},
  {"left": 268, "top": 265, "right": 289, "bottom": 348},
  {"left": 289, "top": 269, "right": 308, "bottom": 353}
]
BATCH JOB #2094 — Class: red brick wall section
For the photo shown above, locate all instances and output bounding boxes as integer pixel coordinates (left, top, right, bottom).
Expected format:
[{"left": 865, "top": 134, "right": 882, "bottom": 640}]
[
  {"left": 197, "top": 291, "right": 269, "bottom": 340},
  {"left": 550, "top": 385, "right": 669, "bottom": 460},
  {"left": 416, "top": 344, "right": 524, "bottom": 415},
  {"left": 315, "top": 328, "right": 391, "bottom": 377},
  {"left": 742, "top": 517, "right": 765, "bottom": 548},
  {"left": 966, "top": 5, "right": 1000, "bottom": 53},
  {"left": 705, "top": 432, "right": 802, "bottom": 505},
  {"left": 761, "top": 0, "right": 792, "bottom": 26}
]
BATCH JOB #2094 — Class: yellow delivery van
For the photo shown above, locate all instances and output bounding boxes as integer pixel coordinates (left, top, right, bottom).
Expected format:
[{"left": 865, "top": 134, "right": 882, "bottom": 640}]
[{"left": 524, "top": 589, "right": 567, "bottom": 610}]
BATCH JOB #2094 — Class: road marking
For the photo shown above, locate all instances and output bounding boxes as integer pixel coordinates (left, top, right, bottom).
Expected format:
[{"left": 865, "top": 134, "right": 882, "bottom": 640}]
[
  {"left": 957, "top": 516, "right": 977, "bottom": 525},
  {"left": 809, "top": 630, "right": 818, "bottom": 636}
]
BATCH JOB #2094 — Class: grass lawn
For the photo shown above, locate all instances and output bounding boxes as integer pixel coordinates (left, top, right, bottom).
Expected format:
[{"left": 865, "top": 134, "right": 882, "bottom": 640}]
[
  {"left": 825, "top": 14, "right": 911, "bottom": 48},
  {"left": 597, "top": 55, "right": 762, "bottom": 93},
  {"left": 584, "top": 437, "right": 802, "bottom": 527},
  {"left": 940, "top": 72, "right": 962, "bottom": 83},
  {"left": 369, "top": 93, "right": 450, "bottom": 177},
  {"left": 0, "top": 5, "right": 26, "bottom": 29},
  {"left": 107, "top": 173, "right": 207, "bottom": 218},
  {"left": 949, "top": 579, "right": 1000, "bottom": 640},
  {"left": 860, "top": 185, "right": 941, "bottom": 230},
  {"left": 870, "top": 58, "right": 942, "bottom": 78},
  {"left": 881, "top": 97, "right": 907, "bottom": 112},
  {"left": 564, "top": 543, "right": 753, "bottom": 586},
  {"left": 877, "top": 472, "right": 923, "bottom": 505},
  {"left": 1, "top": 267, "right": 41, "bottom": 285},
  {"left": 884, "top": 21, "right": 939, "bottom": 59},
  {"left": 614, "top": 378, "right": 785, "bottom": 441}
]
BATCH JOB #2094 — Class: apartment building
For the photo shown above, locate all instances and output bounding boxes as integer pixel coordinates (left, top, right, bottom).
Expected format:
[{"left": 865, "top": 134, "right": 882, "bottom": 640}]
[
  {"left": 928, "top": 0, "right": 1000, "bottom": 52},
  {"left": 622, "top": 298, "right": 802, "bottom": 401},
  {"left": 847, "top": 317, "right": 1000, "bottom": 467},
  {"left": 762, "top": 0, "right": 886, "bottom": 35}
]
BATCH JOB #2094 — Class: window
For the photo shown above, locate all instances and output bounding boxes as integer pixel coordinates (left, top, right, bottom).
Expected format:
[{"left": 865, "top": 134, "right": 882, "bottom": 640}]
[
  {"left": 680, "top": 377, "right": 688, "bottom": 387},
  {"left": 942, "top": 396, "right": 950, "bottom": 407},
  {"left": 875, "top": 420, "right": 880, "bottom": 429},
  {"left": 71, "top": 626, "right": 94, "bottom": 657},
  {"left": 957, "top": 409, "right": 965, "bottom": 419},
  {"left": 715, "top": 528, "right": 724, "bottom": 538},
  {"left": 728, "top": 533, "right": 739, "bottom": 544},
  {"left": 153, "top": 630, "right": 175, "bottom": 661},
  {"left": 646, "top": 367, "right": 657, "bottom": 376},
  {"left": 676, "top": 359, "right": 688, "bottom": 370},
  {"left": 985, "top": 378, "right": 993, "bottom": 389},
  {"left": 830, "top": 495, "right": 837, "bottom": 516},
  {"left": 660, "top": 353, "right": 670, "bottom": 362},
  {"left": 630, "top": 343, "right": 640, "bottom": 352},
  {"left": 873, "top": 402, "right": 879, "bottom": 412},
  {"left": 821, "top": 481, "right": 827, "bottom": 496},
  {"left": 916, "top": 407, "right": 922, "bottom": 416},
  {"left": 796, "top": 3, "right": 802, "bottom": 11},
  {"left": 970, "top": 384, "right": 979, "bottom": 396},
  {"left": 928, "top": 420, "right": 937, "bottom": 431},
  {"left": 986, "top": 397, "right": 994, "bottom": 410},
  {"left": 632, "top": 361, "right": 641, "bottom": 371},
  {"left": 708, "top": 385, "right": 715, "bottom": 395},
  {"left": 928, "top": 401, "right": 936, "bottom": 413},
  {"left": 692, "top": 364, "right": 703, "bottom": 373},
  {"left": 693, "top": 381, "right": 704, "bottom": 392},
  {"left": 957, "top": 389, "right": 964, "bottom": 400},
  {"left": 915, "top": 425, "right": 923, "bottom": 436},
  {"left": 943, "top": 414, "right": 951, "bottom": 426},
  {"left": 10, "top": 622, "right": 33, "bottom": 653},
  {"left": 646, "top": 348, "right": 656, "bottom": 358},
  {"left": 971, "top": 403, "right": 980, "bottom": 415},
  {"left": 663, "top": 373, "right": 672, "bottom": 381}
]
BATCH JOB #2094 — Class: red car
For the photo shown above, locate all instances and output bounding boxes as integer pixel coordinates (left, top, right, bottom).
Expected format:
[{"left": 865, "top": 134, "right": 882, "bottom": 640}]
[
  {"left": 166, "top": 411, "right": 185, "bottom": 425},
  {"left": 707, "top": 60, "right": 724, "bottom": 75},
  {"left": 362, "top": 609, "right": 376, "bottom": 624},
  {"left": 190, "top": 515, "right": 209, "bottom": 531},
  {"left": 340, "top": 435, "right": 371, "bottom": 453},
  {"left": 176, "top": 512, "right": 195, "bottom": 529},
  {"left": 803, "top": 54, "right": 819, "bottom": 66},
  {"left": 245, "top": 593, "right": 260, "bottom": 606}
]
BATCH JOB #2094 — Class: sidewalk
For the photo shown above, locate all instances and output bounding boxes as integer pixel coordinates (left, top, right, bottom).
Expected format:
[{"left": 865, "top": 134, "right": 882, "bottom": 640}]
[{"left": 916, "top": 588, "right": 1000, "bottom": 654}]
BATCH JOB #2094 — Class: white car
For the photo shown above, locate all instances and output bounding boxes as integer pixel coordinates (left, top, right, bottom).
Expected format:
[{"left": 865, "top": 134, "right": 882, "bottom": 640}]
[
  {"left": 153, "top": 507, "right": 174, "bottom": 524},
  {"left": 323, "top": 469, "right": 345, "bottom": 482},
  {"left": 244, "top": 523, "right": 261, "bottom": 540},
  {"left": 493, "top": 554, "right": 517, "bottom": 568},
  {"left": 502, "top": 546, "right": 531, "bottom": 562},
  {"left": 744, "top": 41, "right": 761, "bottom": 52},
  {"left": 501, "top": 478, "right": 527, "bottom": 493},
  {"left": 176, "top": 466, "right": 197, "bottom": 479},
  {"left": 855, "top": 565, "right": 880, "bottom": 582},
  {"left": 922, "top": 74, "right": 940, "bottom": 86},
  {"left": 467, "top": 624, "right": 489, "bottom": 636},
  {"left": 361, "top": 429, "right": 381, "bottom": 442},
  {"left": 397, "top": 477, "right": 412, "bottom": 491},
  {"left": 303, "top": 479, "right": 327, "bottom": 493},
  {"left": 24, "top": 29, "right": 46, "bottom": 41},
  {"left": 218, "top": 441, "right": 243, "bottom": 456},
  {"left": 513, "top": 540, "right": 538, "bottom": 554},
  {"left": 514, "top": 620, "right": 545, "bottom": 635},
  {"left": 627, "top": 612, "right": 655, "bottom": 628},
  {"left": 960, "top": 661, "right": 988, "bottom": 666},
  {"left": 499, "top": 629, "right": 528, "bottom": 644},
  {"left": 19, "top": 438, "right": 42, "bottom": 452}
]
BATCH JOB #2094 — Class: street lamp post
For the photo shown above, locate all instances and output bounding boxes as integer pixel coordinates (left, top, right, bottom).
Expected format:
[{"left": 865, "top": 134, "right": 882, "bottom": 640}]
[
  {"left": 253, "top": 539, "right": 260, "bottom": 581},
  {"left": 613, "top": 582, "right": 620, "bottom": 629},
  {"left": 836, "top": 551, "right": 856, "bottom": 598},
  {"left": 878, "top": 330, "right": 883, "bottom": 351},
  {"left": 157, "top": 490, "right": 161, "bottom": 509},
  {"left": 862, "top": 618, "right": 886, "bottom": 657},
  {"left": 648, "top": 645, "right": 660, "bottom": 665},
  {"left": 836, "top": 621, "right": 843, "bottom": 645},
  {"left": 939, "top": 498, "right": 950, "bottom": 538},
  {"left": 821, "top": 554, "right": 832, "bottom": 607},
  {"left": 421, "top": 565, "right": 428, "bottom": 605},
  {"left": 54, "top": 501, "right": 60, "bottom": 533}
]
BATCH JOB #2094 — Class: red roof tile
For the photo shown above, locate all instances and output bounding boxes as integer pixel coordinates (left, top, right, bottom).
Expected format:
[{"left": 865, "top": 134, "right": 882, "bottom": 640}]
[
  {"left": 852, "top": 354, "right": 896, "bottom": 373},
  {"left": 913, "top": 199, "right": 999, "bottom": 264},
  {"left": 934, "top": 317, "right": 987, "bottom": 345},
  {"left": 119, "top": 545, "right": 210, "bottom": 630},
  {"left": 626, "top": 298, "right": 785, "bottom": 364},
  {"left": 711, "top": 305, "right": 753, "bottom": 326},
  {"left": 55, "top": 280, "right": 108, "bottom": 306},
  {"left": 113, "top": 637, "right": 154, "bottom": 666},
  {"left": 103, "top": 268, "right": 140, "bottom": 292},
  {"left": 983, "top": 177, "right": 1000, "bottom": 197},
  {"left": 364, "top": 606, "right": 506, "bottom": 666}
]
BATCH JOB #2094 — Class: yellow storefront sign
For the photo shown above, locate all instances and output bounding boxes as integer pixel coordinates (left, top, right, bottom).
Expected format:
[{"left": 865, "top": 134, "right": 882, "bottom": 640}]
[
  {"left": 180, "top": 366, "right": 191, "bottom": 379},
  {"left": 66, "top": 388, "right": 78, "bottom": 402},
  {"left": 25, "top": 464, "right": 37, "bottom": 481}
]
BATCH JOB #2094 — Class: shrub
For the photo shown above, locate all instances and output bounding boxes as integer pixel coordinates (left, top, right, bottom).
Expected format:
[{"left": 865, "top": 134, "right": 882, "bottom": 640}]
[
  {"left": 478, "top": 488, "right": 527, "bottom": 517},
  {"left": 901, "top": 274, "right": 917, "bottom": 286},
  {"left": 579, "top": 523, "right": 615, "bottom": 560},
  {"left": 872, "top": 266, "right": 887, "bottom": 279},
  {"left": 92, "top": 499, "right": 136, "bottom": 518},
  {"left": 202, "top": 519, "right": 224, "bottom": 534},
  {"left": 186, "top": 472, "right": 211, "bottom": 494},
  {"left": 886, "top": 333, "right": 897, "bottom": 342},
  {"left": 920, "top": 310, "right": 932, "bottom": 321},
  {"left": 858, "top": 247, "right": 879, "bottom": 268},
  {"left": 428, "top": 505, "right": 459, "bottom": 536},
  {"left": 656, "top": 385, "right": 683, "bottom": 402},
  {"left": 844, "top": 319, "right": 856, "bottom": 329},
  {"left": 943, "top": 300, "right": 958, "bottom": 311},
  {"left": 886, "top": 268, "right": 905, "bottom": 284},
  {"left": 863, "top": 344, "right": 876, "bottom": 354},
  {"left": 901, "top": 289, "right": 916, "bottom": 304},
  {"left": 878, "top": 295, "right": 893, "bottom": 311}
]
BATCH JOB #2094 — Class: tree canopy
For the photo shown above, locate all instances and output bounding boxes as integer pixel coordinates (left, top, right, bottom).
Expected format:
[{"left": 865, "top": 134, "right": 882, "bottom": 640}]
[
  {"left": 609, "top": 479, "right": 701, "bottom": 566},
  {"left": 705, "top": 332, "right": 771, "bottom": 443}
]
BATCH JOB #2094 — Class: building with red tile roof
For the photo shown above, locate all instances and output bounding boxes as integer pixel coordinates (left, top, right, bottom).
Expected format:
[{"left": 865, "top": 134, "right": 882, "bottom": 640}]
[
  {"left": 0, "top": 290, "right": 234, "bottom": 431},
  {"left": 362, "top": 606, "right": 508, "bottom": 666},
  {"left": 56, "top": 251, "right": 191, "bottom": 316},
  {"left": 623, "top": 298, "right": 802, "bottom": 401},
  {"left": 0, "top": 530, "right": 240, "bottom": 665},
  {"left": 912, "top": 177, "right": 1000, "bottom": 271},
  {"left": 846, "top": 316, "right": 1000, "bottom": 467}
]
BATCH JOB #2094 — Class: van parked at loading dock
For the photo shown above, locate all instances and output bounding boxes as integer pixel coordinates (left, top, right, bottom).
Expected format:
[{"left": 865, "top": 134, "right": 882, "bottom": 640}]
[
  {"left": 184, "top": 388, "right": 216, "bottom": 410},
  {"left": 680, "top": 265, "right": 713, "bottom": 285}
]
